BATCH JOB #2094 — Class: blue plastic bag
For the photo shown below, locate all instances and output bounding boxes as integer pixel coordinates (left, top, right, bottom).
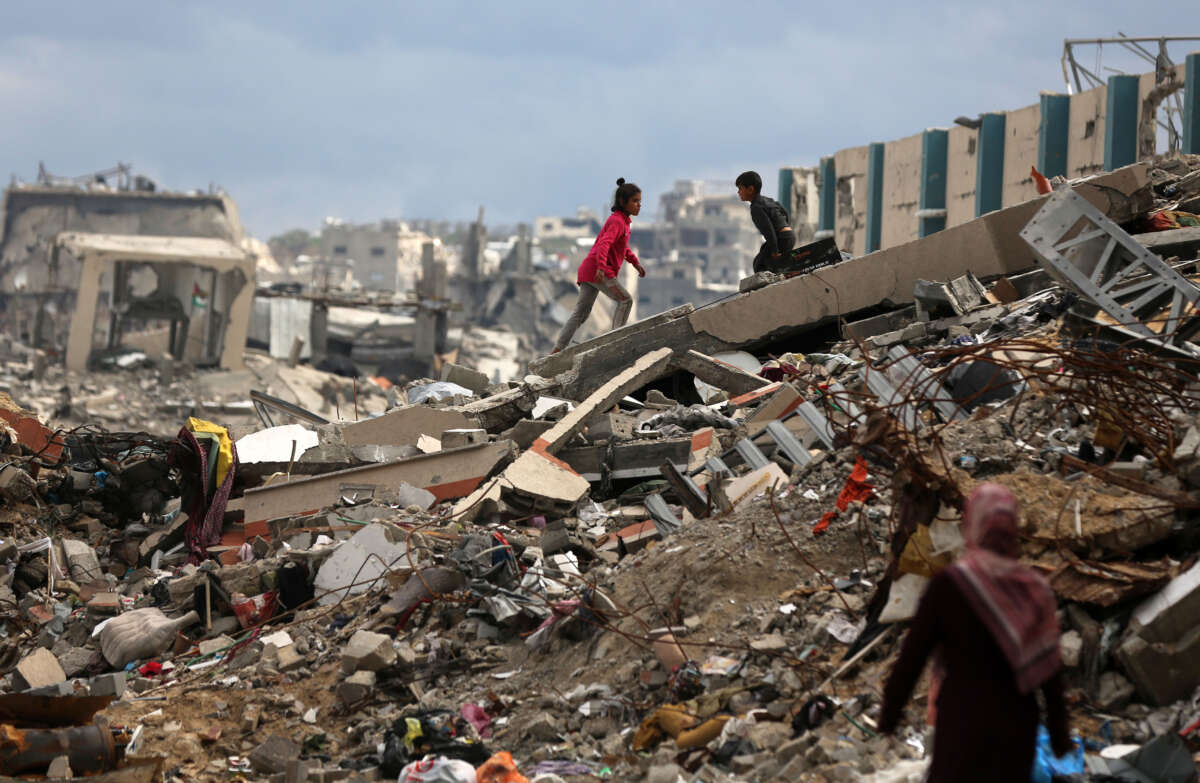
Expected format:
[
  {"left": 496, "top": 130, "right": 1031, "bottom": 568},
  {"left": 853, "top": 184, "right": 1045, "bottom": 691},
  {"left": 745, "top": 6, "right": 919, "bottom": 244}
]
[{"left": 1031, "top": 725, "right": 1084, "bottom": 783}]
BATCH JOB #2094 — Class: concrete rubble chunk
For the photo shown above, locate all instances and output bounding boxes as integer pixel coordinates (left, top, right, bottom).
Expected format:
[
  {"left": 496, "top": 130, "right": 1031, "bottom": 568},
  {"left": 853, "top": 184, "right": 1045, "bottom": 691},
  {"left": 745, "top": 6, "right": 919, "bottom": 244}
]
[
  {"left": 61, "top": 539, "right": 103, "bottom": 583},
  {"left": 89, "top": 671, "right": 127, "bottom": 698},
  {"left": 440, "top": 362, "right": 490, "bottom": 395},
  {"left": 341, "top": 629, "right": 397, "bottom": 673},
  {"left": 336, "top": 670, "right": 376, "bottom": 705},
  {"left": 13, "top": 647, "right": 66, "bottom": 691},
  {"left": 1116, "top": 560, "right": 1200, "bottom": 705},
  {"left": 315, "top": 524, "right": 409, "bottom": 606},
  {"left": 250, "top": 734, "right": 302, "bottom": 775},
  {"left": 340, "top": 406, "right": 474, "bottom": 449}
]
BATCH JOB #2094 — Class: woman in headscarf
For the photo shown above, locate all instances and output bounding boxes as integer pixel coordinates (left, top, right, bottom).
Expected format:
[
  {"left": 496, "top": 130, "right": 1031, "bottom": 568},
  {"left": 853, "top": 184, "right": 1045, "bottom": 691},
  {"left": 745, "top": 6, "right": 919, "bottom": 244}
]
[{"left": 878, "top": 482, "right": 1073, "bottom": 781}]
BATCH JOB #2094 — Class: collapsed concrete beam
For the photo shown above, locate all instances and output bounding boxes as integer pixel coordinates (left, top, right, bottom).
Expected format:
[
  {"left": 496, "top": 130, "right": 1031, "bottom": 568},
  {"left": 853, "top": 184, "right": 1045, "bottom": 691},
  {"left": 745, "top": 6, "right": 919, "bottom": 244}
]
[
  {"left": 449, "top": 377, "right": 560, "bottom": 433},
  {"left": 1133, "top": 225, "right": 1200, "bottom": 258},
  {"left": 670, "top": 350, "right": 771, "bottom": 396},
  {"left": 340, "top": 406, "right": 476, "bottom": 448},
  {"left": 535, "top": 347, "right": 673, "bottom": 455},
  {"left": 530, "top": 304, "right": 693, "bottom": 378},
  {"left": 242, "top": 441, "right": 513, "bottom": 526},
  {"left": 497, "top": 347, "right": 674, "bottom": 508}
]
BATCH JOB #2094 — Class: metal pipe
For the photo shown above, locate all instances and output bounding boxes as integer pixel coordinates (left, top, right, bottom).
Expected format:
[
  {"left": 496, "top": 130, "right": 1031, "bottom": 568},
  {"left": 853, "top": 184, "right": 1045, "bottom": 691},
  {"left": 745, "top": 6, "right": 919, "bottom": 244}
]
[{"left": 0, "top": 723, "right": 121, "bottom": 775}]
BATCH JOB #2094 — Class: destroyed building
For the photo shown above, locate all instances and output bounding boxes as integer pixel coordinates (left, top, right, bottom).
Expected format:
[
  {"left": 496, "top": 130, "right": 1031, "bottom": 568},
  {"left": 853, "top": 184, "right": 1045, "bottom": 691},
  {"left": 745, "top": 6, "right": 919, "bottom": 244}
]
[
  {"left": 317, "top": 218, "right": 444, "bottom": 293},
  {"left": 0, "top": 165, "right": 256, "bottom": 372}
]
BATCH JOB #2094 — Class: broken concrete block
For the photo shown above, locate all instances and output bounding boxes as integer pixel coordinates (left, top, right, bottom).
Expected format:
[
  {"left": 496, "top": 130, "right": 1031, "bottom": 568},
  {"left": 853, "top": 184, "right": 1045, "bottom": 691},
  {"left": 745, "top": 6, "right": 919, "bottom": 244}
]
[
  {"left": 87, "top": 592, "right": 121, "bottom": 615},
  {"left": 745, "top": 384, "right": 803, "bottom": 436},
  {"left": 440, "top": 362, "right": 490, "bottom": 395},
  {"left": 336, "top": 670, "right": 376, "bottom": 705},
  {"left": 738, "top": 271, "right": 782, "bottom": 292},
  {"left": 440, "top": 428, "right": 487, "bottom": 450},
  {"left": 395, "top": 482, "right": 436, "bottom": 510},
  {"left": 1173, "top": 426, "right": 1200, "bottom": 463},
  {"left": 750, "top": 633, "right": 787, "bottom": 652},
  {"left": 46, "top": 756, "right": 72, "bottom": 779},
  {"left": 243, "top": 441, "right": 511, "bottom": 525},
  {"left": 13, "top": 647, "right": 66, "bottom": 691},
  {"left": 501, "top": 419, "right": 554, "bottom": 449},
  {"left": 519, "top": 711, "right": 563, "bottom": 741},
  {"left": 1060, "top": 630, "right": 1082, "bottom": 668},
  {"left": 89, "top": 671, "right": 127, "bottom": 699},
  {"left": 1097, "top": 671, "right": 1135, "bottom": 710},
  {"left": 250, "top": 734, "right": 301, "bottom": 775},
  {"left": 1116, "top": 560, "right": 1200, "bottom": 705},
  {"left": 57, "top": 646, "right": 96, "bottom": 678},
  {"left": 672, "top": 349, "right": 769, "bottom": 398},
  {"left": 314, "top": 524, "right": 409, "bottom": 606},
  {"left": 583, "top": 412, "right": 637, "bottom": 442},
  {"left": 276, "top": 644, "right": 305, "bottom": 672},
  {"left": 501, "top": 449, "right": 590, "bottom": 506},
  {"left": 340, "top": 406, "right": 474, "bottom": 449},
  {"left": 725, "top": 463, "right": 790, "bottom": 509},
  {"left": 341, "top": 629, "right": 397, "bottom": 674},
  {"left": 61, "top": 539, "right": 102, "bottom": 583},
  {"left": 197, "top": 634, "right": 235, "bottom": 657}
]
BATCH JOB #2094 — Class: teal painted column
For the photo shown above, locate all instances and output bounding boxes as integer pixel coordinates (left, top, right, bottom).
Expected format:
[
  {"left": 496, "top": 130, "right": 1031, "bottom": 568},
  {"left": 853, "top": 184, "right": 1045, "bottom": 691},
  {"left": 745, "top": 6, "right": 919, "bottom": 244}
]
[
  {"left": 818, "top": 156, "right": 836, "bottom": 235},
  {"left": 1104, "top": 74, "right": 1139, "bottom": 170},
  {"left": 777, "top": 169, "right": 794, "bottom": 220},
  {"left": 1185, "top": 52, "right": 1200, "bottom": 155},
  {"left": 865, "top": 143, "right": 884, "bottom": 252},
  {"left": 1038, "top": 94, "right": 1071, "bottom": 178},
  {"left": 919, "top": 129, "right": 948, "bottom": 237},
  {"left": 975, "top": 113, "right": 1006, "bottom": 217}
]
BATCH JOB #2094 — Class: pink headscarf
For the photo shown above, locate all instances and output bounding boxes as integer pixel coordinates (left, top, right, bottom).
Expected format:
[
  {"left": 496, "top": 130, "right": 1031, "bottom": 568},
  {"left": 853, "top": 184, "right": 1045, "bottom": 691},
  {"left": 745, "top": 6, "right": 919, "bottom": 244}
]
[{"left": 947, "top": 483, "right": 1062, "bottom": 693}]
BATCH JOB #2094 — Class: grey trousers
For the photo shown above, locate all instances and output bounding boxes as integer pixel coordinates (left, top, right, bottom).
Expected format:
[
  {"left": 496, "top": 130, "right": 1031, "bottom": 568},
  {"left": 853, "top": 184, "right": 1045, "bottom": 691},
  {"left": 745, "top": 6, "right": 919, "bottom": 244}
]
[{"left": 554, "top": 278, "right": 632, "bottom": 351}]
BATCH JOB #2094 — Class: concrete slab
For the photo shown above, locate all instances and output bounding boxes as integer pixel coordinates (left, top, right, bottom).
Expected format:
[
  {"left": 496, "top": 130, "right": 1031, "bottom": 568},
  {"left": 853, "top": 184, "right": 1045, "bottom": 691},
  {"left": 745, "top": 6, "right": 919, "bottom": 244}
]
[
  {"left": 13, "top": 647, "right": 66, "bottom": 691},
  {"left": 340, "top": 406, "right": 473, "bottom": 448},
  {"left": 725, "top": 463, "right": 790, "bottom": 509},
  {"left": 439, "top": 362, "right": 490, "bottom": 395},
  {"left": 672, "top": 350, "right": 770, "bottom": 396},
  {"left": 745, "top": 384, "right": 804, "bottom": 436},
  {"left": 242, "top": 441, "right": 513, "bottom": 526},
  {"left": 314, "top": 524, "right": 409, "bottom": 606}
]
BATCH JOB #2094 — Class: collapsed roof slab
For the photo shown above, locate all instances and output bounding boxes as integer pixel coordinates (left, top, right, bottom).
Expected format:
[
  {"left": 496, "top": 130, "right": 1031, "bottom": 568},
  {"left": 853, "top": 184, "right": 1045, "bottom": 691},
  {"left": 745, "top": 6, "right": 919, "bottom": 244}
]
[{"left": 538, "top": 164, "right": 1152, "bottom": 399}]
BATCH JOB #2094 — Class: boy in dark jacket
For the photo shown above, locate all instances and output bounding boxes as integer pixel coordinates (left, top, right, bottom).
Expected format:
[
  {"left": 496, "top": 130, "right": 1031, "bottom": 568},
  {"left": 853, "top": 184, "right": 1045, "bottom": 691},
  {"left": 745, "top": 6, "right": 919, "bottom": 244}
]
[{"left": 736, "top": 171, "right": 794, "bottom": 273}]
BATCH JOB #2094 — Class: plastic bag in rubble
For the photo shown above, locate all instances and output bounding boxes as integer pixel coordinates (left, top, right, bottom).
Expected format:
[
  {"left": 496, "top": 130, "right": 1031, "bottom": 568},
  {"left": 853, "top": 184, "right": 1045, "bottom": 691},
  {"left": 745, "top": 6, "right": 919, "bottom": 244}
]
[
  {"left": 408, "top": 381, "right": 474, "bottom": 404},
  {"left": 577, "top": 501, "right": 609, "bottom": 525},
  {"left": 1030, "top": 726, "right": 1083, "bottom": 783},
  {"left": 476, "top": 751, "right": 530, "bottom": 783},
  {"left": 398, "top": 756, "right": 477, "bottom": 782},
  {"left": 640, "top": 404, "right": 739, "bottom": 433}
]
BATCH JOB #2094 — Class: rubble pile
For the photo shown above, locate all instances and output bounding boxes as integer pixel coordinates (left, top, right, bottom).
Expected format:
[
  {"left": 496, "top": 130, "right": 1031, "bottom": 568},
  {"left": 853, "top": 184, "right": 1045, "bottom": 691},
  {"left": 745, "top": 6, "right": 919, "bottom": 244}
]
[{"left": 2, "top": 161, "right": 1200, "bottom": 782}]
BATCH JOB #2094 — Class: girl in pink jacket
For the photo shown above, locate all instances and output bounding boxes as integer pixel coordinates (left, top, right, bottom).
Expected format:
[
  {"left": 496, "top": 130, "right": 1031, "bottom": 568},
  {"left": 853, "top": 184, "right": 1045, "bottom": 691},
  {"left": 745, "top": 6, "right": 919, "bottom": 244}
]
[{"left": 552, "top": 178, "right": 646, "bottom": 353}]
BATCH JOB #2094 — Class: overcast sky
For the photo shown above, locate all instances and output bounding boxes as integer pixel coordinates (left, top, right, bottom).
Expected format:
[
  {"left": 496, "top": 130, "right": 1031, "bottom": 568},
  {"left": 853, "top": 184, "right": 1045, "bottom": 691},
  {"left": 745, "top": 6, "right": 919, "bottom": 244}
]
[{"left": 0, "top": 3, "right": 1187, "bottom": 238}]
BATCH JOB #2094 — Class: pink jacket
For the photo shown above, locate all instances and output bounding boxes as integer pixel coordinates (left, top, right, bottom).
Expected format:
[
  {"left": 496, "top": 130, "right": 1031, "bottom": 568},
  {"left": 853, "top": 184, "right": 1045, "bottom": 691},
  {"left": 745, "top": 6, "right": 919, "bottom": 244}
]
[{"left": 577, "top": 211, "right": 639, "bottom": 284}]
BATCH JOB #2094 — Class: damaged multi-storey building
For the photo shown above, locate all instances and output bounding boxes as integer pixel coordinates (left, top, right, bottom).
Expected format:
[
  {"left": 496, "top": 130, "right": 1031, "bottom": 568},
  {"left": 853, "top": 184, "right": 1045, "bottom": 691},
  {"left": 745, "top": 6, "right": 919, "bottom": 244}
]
[{"left": 0, "top": 164, "right": 257, "bottom": 372}]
